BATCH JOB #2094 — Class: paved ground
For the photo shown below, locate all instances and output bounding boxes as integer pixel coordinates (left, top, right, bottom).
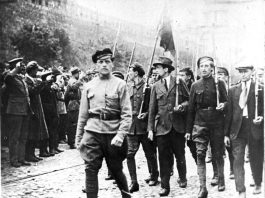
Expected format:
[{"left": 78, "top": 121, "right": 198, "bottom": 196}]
[{"left": 1, "top": 143, "right": 264, "bottom": 198}]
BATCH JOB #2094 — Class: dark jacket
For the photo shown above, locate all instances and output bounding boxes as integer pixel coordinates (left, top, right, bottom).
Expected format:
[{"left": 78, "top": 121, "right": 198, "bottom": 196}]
[
  {"left": 186, "top": 76, "right": 228, "bottom": 134},
  {"left": 25, "top": 75, "right": 49, "bottom": 140},
  {"left": 4, "top": 73, "right": 31, "bottom": 115},
  {"left": 224, "top": 81, "right": 264, "bottom": 140},
  {"left": 128, "top": 79, "right": 148, "bottom": 135},
  {"left": 40, "top": 84, "right": 59, "bottom": 118},
  {"left": 148, "top": 76, "right": 189, "bottom": 136}
]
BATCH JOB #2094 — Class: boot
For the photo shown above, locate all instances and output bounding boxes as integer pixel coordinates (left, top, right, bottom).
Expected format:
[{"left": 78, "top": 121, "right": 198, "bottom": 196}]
[
  {"left": 129, "top": 182, "right": 139, "bottom": 193},
  {"left": 198, "top": 187, "right": 208, "bottom": 198},
  {"left": 218, "top": 176, "right": 225, "bottom": 191},
  {"left": 85, "top": 169, "right": 98, "bottom": 198},
  {"left": 211, "top": 159, "right": 218, "bottom": 186}
]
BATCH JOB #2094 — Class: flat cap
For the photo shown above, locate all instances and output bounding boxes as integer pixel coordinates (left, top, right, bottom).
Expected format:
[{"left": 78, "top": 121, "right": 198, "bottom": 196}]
[
  {"left": 197, "top": 56, "right": 214, "bottom": 67},
  {"left": 92, "top": 48, "right": 114, "bottom": 63},
  {"left": 8, "top": 57, "right": 23, "bottom": 69},
  {"left": 112, "top": 71, "right": 124, "bottom": 80},
  {"left": 217, "top": 67, "right": 229, "bottom": 76},
  {"left": 235, "top": 65, "right": 254, "bottom": 71},
  {"left": 70, "top": 66, "right": 81, "bottom": 75}
]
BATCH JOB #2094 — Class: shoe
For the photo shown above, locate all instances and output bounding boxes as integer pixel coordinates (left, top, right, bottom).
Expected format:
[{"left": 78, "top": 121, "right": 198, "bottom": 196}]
[
  {"left": 238, "top": 191, "right": 246, "bottom": 198},
  {"left": 81, "top": 186, "right": 86, "bottom": 193},
  {"left": 59, "top": 139, "right": 67, "bottom": 144},
  {"left": 105, "top": 175, "right": 114, "bottom": 180},
  {"left": 26, "top": 156, "right": 39, "bottom": 162},
  {"left": 144, "top": 176, "right": 151, "bottom": 183},
  {"left": 250, "top": 178, "right": 255, "bottom": 187},
  {"left": 55, "top": 148, "right": 64, "bottom": 153},
  {"left": 10, "top": 162, "right": 21, "bottom": 168},
  {"left": 129, "top": 182, "right": 139, "bottom": 193},
  {"left": 35, "top": 156, "right": 43, "bottom": 161},
  {"left": 229, "top": 172, "right": 234, "bottom": 179},
  {"left": 39, "top": 152, "right": 51, "bottom": 157},
  {"left": 210, "top": 176, "right": 218, "bottom": 186},
  {"left": 218, "top": 177, "right": 225, "bottom": 191},
  {"left": 177, "top": 178, "right": 187, "bottom": 188},
  {"left": 149, "top": 180, "right": 159, "bottom": 186},
  {"left": 159, "top": 188, "right": 170, "bottom": 197},
  {"left": 253, "top": 185, "right": 261, "bottom": 194},
  {"left": 198, "top": 187, "right": 208, "bottom": 198},
  {"left": 69, "top": 145, "right": 76, "bottom": 149},
  {"left": 49, "top": 149, "right": 59, "bottom": 155},
  {"left": 48, "top": 151, "right": 55, "bottom": 156},
  {"left": 18, "top": 161, "right": 31, "bottom": 166}
]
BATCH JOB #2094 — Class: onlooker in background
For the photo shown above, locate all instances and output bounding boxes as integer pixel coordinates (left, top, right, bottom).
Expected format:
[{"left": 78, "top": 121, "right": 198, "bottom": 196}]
[
  {"left": 65, "top": 66, "right": 82, "bottom": 149},
  {"left": 25, "top": 61, "right": 50, "bottom": 162},
  {"left": 5, "top": 58, "right": 31, "bottom": 167},
  {"left": 56, "top": 74, "right": 68, "bottom": 144}
]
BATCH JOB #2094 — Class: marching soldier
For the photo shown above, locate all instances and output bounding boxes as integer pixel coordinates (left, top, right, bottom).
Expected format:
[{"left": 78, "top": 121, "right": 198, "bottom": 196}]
[
  {"left": 75, "top": 48, "right": 132, "bottom": 198},
  {"left": 148, "top": 57, "right": 189, "bottom": 196},
  {"left": 224, "top": 66, "right": 264, "bottom": 198},
  {"left": 186, "top": 56, "right": 227, "bottom": 198},
  {"left": 126, "top": 63, "right": 159, "bottom": 193}
]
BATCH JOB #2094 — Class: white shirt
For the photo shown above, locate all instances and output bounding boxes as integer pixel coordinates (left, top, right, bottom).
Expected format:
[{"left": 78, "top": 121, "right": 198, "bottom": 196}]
[
  {"left": 165, "top": 75, "right": 171, "bottom": 90},
  {"left": 241, "top": 80, "right": 251, "bottom": 117}
]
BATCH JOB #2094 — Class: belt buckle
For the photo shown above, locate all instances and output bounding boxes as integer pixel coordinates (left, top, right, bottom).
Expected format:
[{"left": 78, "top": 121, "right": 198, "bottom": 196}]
[{"left": 100, "top": 113, "right": 106, "bottom": 120}]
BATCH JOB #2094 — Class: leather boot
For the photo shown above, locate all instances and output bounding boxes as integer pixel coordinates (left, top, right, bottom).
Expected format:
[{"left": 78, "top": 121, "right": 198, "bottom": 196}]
[
  {"left": 197, "top": 156, "right": 206, "bottom": 190},
  {"left": 85, "top": 169, "right": 98, "bottom": 198},
  {"left": 127, "top": 157, "right": 137, "bottom": 186},
  {"left": 211, "top": 159, "right": 218, "bottom": 186},
  {"left": 129, "top": 182, "right": 139, "bottom": 193},
  {"left": 198, "top": 187, "right": 208, "bottom": 198},
  {"left": 111, "top": 169, "right": 129, "bottom": 196}
]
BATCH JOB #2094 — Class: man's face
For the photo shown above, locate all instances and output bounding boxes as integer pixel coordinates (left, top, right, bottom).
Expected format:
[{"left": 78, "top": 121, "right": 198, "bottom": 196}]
[
  {"left": 156, "top": 65, "right": 168, "bottom": 78},
  {"left": 179, "top": 71, "right": 190, "bottom": 83},
  {"left": 217, "top": 72, "right": 228, "bottom": 83},
  {"left": 128, "top": 68, "right": 136, "bottom": 81},
  {"left": 239, "top": 69, "right": 253, "bottom": 82},
  {"left": 199, "top": 60, "right": 212, "bottom": 78},
  {"left": 97, "top": 56, "right": 113, "bottom": 75}
]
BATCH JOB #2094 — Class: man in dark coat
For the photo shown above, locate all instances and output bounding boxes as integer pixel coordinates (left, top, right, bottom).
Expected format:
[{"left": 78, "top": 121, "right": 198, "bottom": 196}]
[
  {"left": 126, "top": 63, "right": 159, "bottom": 193},
  {"left": 224, "top": 66, "right": 264, "bottom": 198},
  {"left": 25, "top": 61, "right": 49, "bottom": 162},
  {"left": 186, "top": 56, "right": 228, "bottom": 198},
  {"left": 5, "top": 58, "right": 31, "bottom": 167},
  {"left": 148, "top": 57, "right": 189, "bottom": 196}
]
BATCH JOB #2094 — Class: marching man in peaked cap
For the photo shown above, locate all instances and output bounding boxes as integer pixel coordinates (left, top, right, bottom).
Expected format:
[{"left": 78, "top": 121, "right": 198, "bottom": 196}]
[
  {"left": 224, "top": 65, "right": 264, "bottom": 198},
  {"left": 186, "top": 56, "right": 228, "bottom": 198},
  {"left": 75, "top": 48, "right": 132, "bottom": 198}
]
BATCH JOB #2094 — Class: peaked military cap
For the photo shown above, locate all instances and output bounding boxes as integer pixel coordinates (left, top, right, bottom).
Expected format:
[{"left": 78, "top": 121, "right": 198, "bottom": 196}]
[
  {"left": 92, "top": 48, "right": 114, "bottom": 63},
  {"left": 235, "top": 65, "right": 254, "bottom": 71},
  {"left": 8, "top": 57, "right": 23, "bottom": 69},
  {"left": 112, "top": 71, "right": 124, "bottom": 80},
  {"left": 217, "top": 67, "right": 229, "bottom": 76},
  {"left": 70, "top": 66, "right": 81, "bottom": 75}
]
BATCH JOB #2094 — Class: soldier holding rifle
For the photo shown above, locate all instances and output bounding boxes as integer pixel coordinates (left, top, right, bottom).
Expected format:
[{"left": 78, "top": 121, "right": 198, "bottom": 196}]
[
  {"left": 186, "top": 56, "right": 227, "bottom": 198},
  {"left": 126, "top": 63, "right": 159, "bottom": 193},
  {"left": 148, "top": 56, "right": 189, "bottom": 196}
]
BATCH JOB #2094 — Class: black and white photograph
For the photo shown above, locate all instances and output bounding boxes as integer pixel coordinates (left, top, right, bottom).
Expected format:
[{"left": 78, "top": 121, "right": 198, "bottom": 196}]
[{"left": 0, "top": 0, "right": 264, "bottom": 197}]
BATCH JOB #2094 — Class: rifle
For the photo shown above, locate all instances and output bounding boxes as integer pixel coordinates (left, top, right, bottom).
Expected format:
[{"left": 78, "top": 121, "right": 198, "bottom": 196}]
[
  {"left": 125, "top": 42, "right": 136, "bottom": 83},
  {"left": 112, "top": 22, "right": 121, "bottom": 57},
  {"left": 175, "top": 64, "right": 180, "bottom": 107},
  {"left": 215, "top": 65, "right": 220, "bottom": 106},
  {"left": 254, "top": 70, "right": 258, "bottom": 120},
  {"left": 137, "top": 26, "right": 161, "bottom": 118}
]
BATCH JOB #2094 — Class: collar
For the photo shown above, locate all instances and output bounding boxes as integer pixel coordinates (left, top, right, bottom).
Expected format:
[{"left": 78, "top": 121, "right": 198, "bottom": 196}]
[{"left": 134, "top": 78, "right": 145, "bottom": 89}]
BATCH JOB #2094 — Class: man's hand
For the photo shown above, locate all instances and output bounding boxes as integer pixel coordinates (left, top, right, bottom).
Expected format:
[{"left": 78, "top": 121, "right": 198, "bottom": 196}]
[
  {"left": 185, "top": 133, "right": 191, "bottom": 140},
  {"left": 137, "top": 112, "right": 147, "bottom": 120},
  {"left": 148, "top": 130, "right": 154, "bottom": 141},
  {"left": 111, "top": 134, "right": 123, "bottom": 147},
  {"left": 216, "top": 103, "right": 225, "bottom": 111},
  {"left": 224, "top": 136, "right": 230, "bottom": 147},
  {"left": 173, "top": 105, "right": 184, "bottom": 113},
  {"left": 253, "top": 116, "right": 263, "bottom": 125}
]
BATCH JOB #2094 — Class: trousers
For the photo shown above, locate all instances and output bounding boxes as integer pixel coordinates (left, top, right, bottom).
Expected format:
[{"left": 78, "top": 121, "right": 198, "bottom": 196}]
[{"left": 79, "top": 131, "right": 130, "bottom": 198}]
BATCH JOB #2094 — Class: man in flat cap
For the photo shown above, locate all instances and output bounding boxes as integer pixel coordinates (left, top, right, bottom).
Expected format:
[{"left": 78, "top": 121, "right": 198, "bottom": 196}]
[
  {"left": 186, "top": 56, "right": 228, "bottom": 198},
  {"left": 224, "top": 66, "right": 264, "bottom": 197},
  {"left": 24, "top": 61, "right": 50, "bottom": 162},
  {"left": 65, "top": 66, "right": 82, "bottom": 149},
  {"left": 126, "top": 62, "right": 159, "bottom": 193},
  {"left": 148, "top": 57, "right": 189, "bottom": 196},
  {"left": 76, "top": 48, "right": 132, "bottom": 198},
  {"left": 4, "top": 58, "right": 31, "bottom": 167}
]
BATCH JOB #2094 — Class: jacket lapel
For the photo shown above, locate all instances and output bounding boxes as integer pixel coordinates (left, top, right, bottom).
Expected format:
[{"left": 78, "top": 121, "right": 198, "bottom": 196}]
[
  {"left": 167, "top": 76, "right": 176, "bottom": 96},
  {"left": 157, "top": 79, "right": 167, "bottom": 94}
]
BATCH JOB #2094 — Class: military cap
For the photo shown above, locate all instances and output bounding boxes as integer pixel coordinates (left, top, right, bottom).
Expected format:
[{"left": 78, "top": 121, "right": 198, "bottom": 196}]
[
  {"left": 197, "top": 56, "right": 215, "bottom": 67},
  {"left": 153, "top": 56, "right": 175, "bottom": 72},
  {"left": 130, "top": 62, "right": 145, "bottom": 77},
  {"left": 26, "top": 61, "right": 44, "bottom": 73},
  {"left": 8, "top": 57, "right": 23, "bottom": 69},
  {"left": 70, "top": 66, "right": 81, "bottom": 75},
  {"left": 217, "top": 67, "right": 229, "bottom": 76},
  {"left": 235, "top": 65, "right": 254, "bottom": 71},
  {"left": 112, "top": 71, "right": 124, "bottom": 80},
  {"left": 52, "top": 67, "right": 62, "bottom": 76},
  {"left": 92, "top": 48, "right": 114, "bottom": 63}
]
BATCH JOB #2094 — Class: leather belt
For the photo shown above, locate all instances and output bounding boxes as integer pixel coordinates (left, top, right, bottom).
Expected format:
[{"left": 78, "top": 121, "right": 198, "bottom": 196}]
[{"left": 88, "top": 112, "right": 120, "bottom": 120}]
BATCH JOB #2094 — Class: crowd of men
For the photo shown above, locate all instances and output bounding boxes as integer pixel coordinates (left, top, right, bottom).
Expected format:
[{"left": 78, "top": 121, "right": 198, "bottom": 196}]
[
  {"left": 0, "top": 59, "right": 98, "bottom": 167},
  {"left": 1, "top": 47, "right": 264, "bottom": 198}
]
